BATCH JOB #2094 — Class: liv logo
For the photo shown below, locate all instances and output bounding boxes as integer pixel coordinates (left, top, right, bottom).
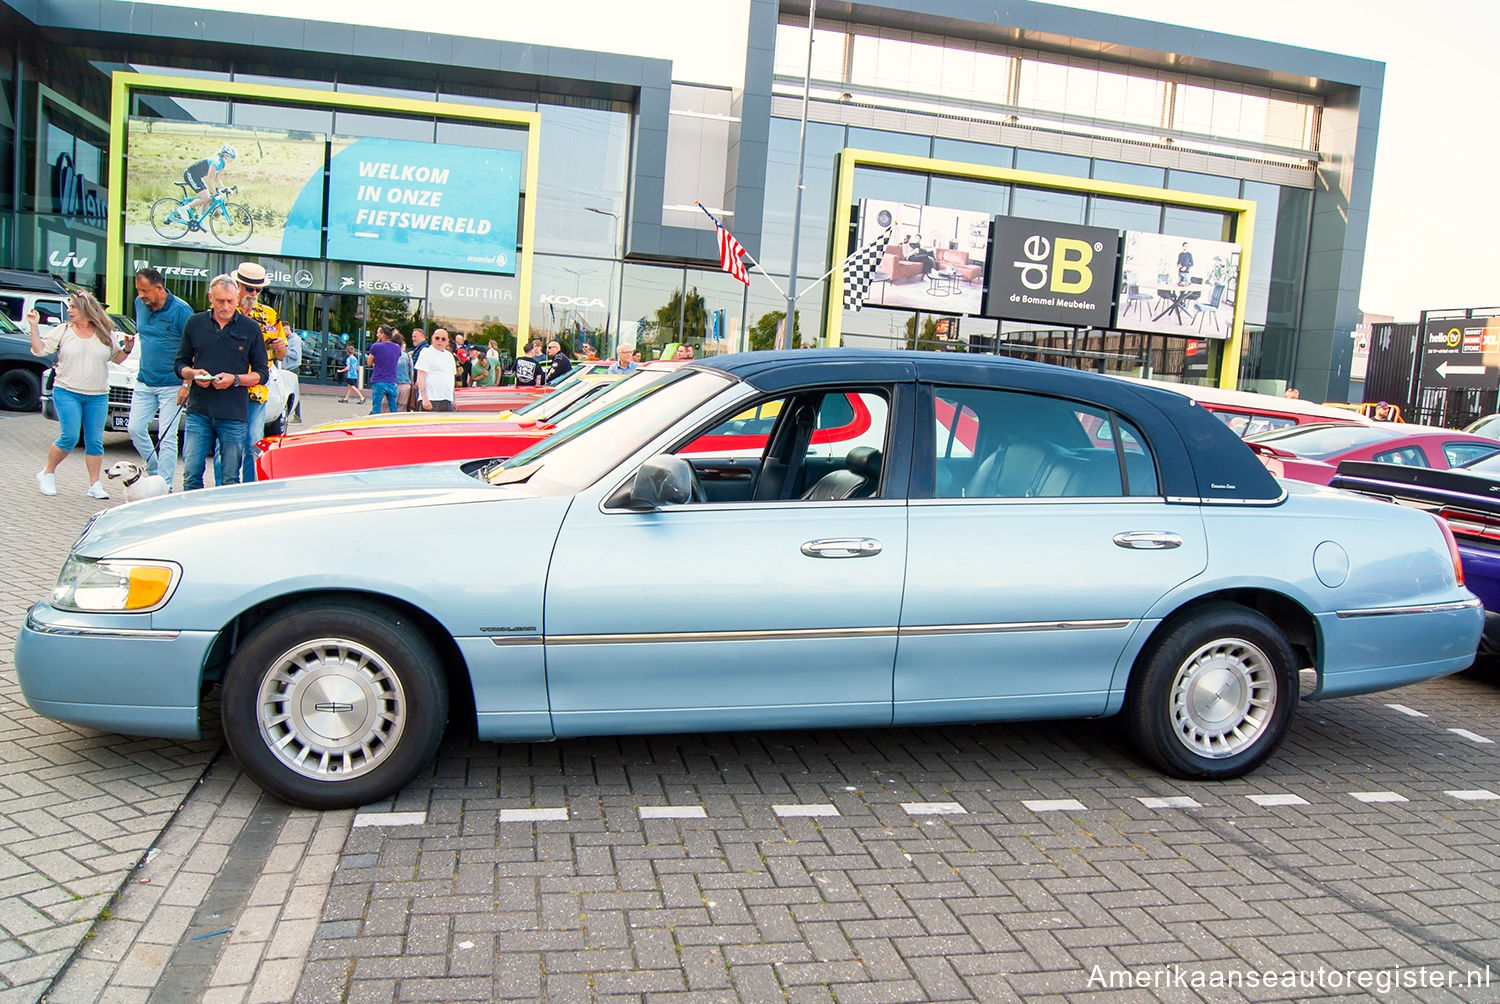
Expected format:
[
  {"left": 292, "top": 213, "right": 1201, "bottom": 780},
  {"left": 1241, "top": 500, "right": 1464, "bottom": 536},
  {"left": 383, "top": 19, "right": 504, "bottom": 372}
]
[{"left": 48, "top": 250, "right": 89, "bottom": 270}]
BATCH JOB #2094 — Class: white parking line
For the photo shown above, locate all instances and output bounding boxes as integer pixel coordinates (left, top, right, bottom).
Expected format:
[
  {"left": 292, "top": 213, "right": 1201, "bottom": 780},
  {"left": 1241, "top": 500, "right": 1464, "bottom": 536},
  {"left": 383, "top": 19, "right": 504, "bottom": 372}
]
[
  {"left": 638, "top": 806, "right": 708, "bottom": 819},
  {"left": 1023, "top": 798, "right": 1086, "bottom": 812},
  {"left": 772, "top": 804, "right": 839, "bottom": 817},
  {"left": 1444, "top": 789, "right": 1500, "bottom": 801},
  {"left": 1350, "top": 791, "right": 1408, "bottom": 804},
  {"left": 499, "top": 807, "right": 569, "bottom": 822},
  {"left": 1247, "top": 793, "right": 1309, "bottom": 807},
  {"left": 900, "top": 802, "right": 967, "bottom": 815},
  {"left": 1138, "top": 796, "right": 1200, "bottom": 809},
  {"left": 351, "top": 811, "right": 426, "bottom": 827},
  {"left": 1385, "top": 703, "right": 1428, "bottom": 717},
  {"left": 1448, "top": 728, "right": 1495, "bottom": 744}
]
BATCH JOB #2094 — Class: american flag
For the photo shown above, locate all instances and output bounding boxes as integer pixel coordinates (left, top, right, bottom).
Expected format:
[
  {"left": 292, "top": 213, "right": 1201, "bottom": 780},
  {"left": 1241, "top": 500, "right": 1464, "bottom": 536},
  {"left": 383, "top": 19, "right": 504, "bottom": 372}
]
[{"left": 716, "top": 222, "right": 750, "bottom": 286}]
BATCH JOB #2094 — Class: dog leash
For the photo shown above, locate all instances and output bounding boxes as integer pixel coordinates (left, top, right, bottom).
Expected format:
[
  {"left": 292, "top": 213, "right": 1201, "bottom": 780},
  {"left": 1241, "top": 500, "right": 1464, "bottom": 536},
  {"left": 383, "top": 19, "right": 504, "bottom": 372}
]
[{"left": 141, "top": 400, "right": 189, "bottom": 466}]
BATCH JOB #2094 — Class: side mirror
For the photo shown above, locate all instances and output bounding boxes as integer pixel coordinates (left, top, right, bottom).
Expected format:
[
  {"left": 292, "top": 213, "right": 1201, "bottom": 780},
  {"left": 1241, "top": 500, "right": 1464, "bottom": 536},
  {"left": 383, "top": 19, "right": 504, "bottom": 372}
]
[{"left": 629, "top": 456, "right": 695, "bottom": 509}]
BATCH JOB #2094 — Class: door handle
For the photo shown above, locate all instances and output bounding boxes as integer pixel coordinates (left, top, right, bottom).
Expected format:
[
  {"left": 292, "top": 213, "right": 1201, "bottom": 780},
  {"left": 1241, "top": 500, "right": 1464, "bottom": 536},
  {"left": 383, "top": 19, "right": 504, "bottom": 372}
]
[
  {"left": 1113, "top": 531, "right": 1183, "bottom": 550},
  {"left": 801, "top": 537, "right": 883, "bottom": 558}
]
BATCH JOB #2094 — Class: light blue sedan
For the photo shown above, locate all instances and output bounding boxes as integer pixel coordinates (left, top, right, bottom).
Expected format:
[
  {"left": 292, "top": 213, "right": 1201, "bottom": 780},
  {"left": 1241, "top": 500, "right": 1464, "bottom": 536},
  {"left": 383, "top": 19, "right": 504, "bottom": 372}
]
[{"left": 16, "top": 350, "right": 1483, "bottom": 807}]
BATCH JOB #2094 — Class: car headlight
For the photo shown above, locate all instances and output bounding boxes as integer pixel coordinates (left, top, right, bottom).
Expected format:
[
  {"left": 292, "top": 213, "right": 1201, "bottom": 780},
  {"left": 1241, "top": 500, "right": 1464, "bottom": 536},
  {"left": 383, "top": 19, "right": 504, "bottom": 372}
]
[{"left": 51, "top": 556, "right": 180, "bottom": 613}]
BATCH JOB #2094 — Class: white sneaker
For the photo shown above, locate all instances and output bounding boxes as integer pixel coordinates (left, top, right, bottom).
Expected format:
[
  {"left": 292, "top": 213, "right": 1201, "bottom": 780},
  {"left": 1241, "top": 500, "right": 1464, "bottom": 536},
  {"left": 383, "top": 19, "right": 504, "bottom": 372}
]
[
  {"left": 87, "top": 481, "right": 110, "bottom": 500},
  {"left": 37, "top": 471, "right": 56, "bottom": 496}
]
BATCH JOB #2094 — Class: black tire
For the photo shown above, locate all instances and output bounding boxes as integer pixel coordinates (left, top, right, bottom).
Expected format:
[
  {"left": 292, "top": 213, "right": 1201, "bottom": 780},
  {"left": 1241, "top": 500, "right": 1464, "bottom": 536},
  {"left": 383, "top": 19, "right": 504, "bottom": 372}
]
[
  {"left": 1123, "top": 602, "right": 1298, "bottom": 779},
  {"left": 150, "top": 198, "right": 189, "bottom": 240},
  {"left": 221, "top": 601, "right": 449, "bottom": 808},
  {"left": 0, "top": 368, "right": 41, "bottom": 411},
  {"left": 211, "top": 202, "right": 254, "bottom": 245}
]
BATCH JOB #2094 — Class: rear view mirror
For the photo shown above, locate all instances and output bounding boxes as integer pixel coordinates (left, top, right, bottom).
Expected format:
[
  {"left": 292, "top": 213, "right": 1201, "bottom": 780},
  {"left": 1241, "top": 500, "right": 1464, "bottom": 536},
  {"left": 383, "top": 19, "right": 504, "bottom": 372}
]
[{"left": 629, "top": 455, "right": 695, "bottom": 509}]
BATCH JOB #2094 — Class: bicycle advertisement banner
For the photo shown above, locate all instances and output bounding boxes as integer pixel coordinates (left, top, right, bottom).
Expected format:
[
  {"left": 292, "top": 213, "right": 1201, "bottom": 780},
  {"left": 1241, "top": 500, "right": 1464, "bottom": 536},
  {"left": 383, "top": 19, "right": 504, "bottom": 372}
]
[
  {"left": 124, "top": 119, "right": 326, "bottom": 258},
  {"left": 322, "top": 136, "right": 521, "bottom": 275}
]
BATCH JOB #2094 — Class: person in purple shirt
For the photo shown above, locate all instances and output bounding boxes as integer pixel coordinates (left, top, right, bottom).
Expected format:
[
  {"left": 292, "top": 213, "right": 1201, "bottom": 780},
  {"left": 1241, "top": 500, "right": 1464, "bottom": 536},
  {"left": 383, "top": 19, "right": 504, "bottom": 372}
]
[{"left": 366, "top": 325, "right": 403, "bottom": 414}]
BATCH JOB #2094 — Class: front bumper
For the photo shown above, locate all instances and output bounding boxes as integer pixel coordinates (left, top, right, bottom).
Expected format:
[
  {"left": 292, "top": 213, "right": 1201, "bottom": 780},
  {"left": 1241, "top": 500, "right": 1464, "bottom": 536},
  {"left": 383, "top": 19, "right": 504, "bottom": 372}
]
[{"left": 15, "top": 601, "right": 216, "bottom": 739}]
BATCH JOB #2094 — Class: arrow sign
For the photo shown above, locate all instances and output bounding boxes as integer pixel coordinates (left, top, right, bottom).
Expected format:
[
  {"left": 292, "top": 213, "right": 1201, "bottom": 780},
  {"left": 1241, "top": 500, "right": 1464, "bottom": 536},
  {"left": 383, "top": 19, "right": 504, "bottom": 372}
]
[{"left": 1437, "top": 360, "right": 1487, "bottom": 378}]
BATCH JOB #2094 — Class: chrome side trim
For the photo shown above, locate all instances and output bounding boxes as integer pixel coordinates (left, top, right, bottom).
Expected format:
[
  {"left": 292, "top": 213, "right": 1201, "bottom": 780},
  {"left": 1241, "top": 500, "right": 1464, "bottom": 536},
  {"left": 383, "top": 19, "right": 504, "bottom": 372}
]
[
  {"left": 550, "top": 626, "right": 895, "bottom": 645},
  {"left": 25, "top": 611, "right": 180, "bottom": 640},
  {"left": 543, "top": 619, "right": 1131, "bottom": 646},
  {"left": 911, "top": 495, "right": 1162, "bottom": 506},
  {"left": 487, "top": 635, "right": 544, "bottom": 647},
  {"left": 1335, "top": 598, "right": 1482, "bottom": 619},
  {"left": 899, "top": 619, "right": 1131, "bottom": 636}
]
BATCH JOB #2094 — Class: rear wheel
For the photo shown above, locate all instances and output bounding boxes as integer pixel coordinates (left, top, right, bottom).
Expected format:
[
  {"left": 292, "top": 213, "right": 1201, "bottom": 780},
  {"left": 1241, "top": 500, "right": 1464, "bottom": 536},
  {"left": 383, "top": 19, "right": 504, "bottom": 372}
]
[
  {"left": 0, "top": 368, "right": 41, "bottom": 411},
  {"left": 211, "top": 202, "right": 254, "bottom": 245},
  {"left": 1124, "top": 603, "right": 1297, "bottom": 779},
  {"left": 150, "top": 198, "right": 189, "bottom": 240},
  {"left": 221, "top": 601, "right": 448, "bottom": 808}
]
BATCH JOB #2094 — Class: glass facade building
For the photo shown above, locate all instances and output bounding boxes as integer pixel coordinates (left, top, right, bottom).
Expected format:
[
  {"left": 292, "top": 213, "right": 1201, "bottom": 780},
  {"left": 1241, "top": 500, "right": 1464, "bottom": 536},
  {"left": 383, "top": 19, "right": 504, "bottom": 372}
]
[{"left": 1, "top": 0, "right": 1380, "bottom": 396}]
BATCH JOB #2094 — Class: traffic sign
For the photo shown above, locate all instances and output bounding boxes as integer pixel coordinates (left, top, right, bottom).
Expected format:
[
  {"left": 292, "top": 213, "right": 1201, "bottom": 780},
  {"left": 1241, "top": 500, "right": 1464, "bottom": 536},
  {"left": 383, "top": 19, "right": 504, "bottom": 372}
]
[{"left": 1421, "top": 317, "right": 1500, "bottom": 390}]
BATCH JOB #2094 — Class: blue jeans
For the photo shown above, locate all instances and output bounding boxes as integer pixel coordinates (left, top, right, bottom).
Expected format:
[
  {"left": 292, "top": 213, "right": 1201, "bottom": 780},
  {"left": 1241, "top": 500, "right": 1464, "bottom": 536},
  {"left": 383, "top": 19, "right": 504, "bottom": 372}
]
[
  {"left": 183, "top": 413, "right": 247, "bottom": 491},
  {"left": 369, "top": 382, "right": 398, "bottom": 414},
  {"left": 213, "top": 398, "right": 265, "bottom": 484},
  {"left": 127, "top": 385, "right": 184, "bottom": 488},
  {"left": 52, "top": 386, "right": 106, "bottom": 455}
]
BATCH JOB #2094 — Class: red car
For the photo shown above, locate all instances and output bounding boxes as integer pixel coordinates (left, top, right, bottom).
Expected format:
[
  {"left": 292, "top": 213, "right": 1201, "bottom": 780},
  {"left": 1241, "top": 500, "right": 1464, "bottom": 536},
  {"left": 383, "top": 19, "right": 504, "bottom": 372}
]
[
  {"left": 1245, "top": 422, "right": 1500, "bottom": 485},
  {"left": 254, "top": 363, "right": 886, "bottom": 481}
]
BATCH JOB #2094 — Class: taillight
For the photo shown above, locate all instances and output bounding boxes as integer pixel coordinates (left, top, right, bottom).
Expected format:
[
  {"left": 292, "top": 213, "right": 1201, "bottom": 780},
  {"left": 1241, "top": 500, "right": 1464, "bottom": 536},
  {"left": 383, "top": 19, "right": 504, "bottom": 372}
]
[
  {"left": 1433, "top": 514, "right": 1465, "bottom": 586},
  {"left": 1437, "top": 506, "right": 1500, "bottom": 542}
]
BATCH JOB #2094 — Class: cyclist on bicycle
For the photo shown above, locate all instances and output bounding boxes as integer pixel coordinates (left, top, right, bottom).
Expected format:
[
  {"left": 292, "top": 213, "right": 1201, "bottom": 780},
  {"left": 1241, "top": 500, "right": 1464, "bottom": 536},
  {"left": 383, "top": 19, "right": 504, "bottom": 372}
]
[{"left": 174, "top": 143, "right": 236, "bottom": 222}]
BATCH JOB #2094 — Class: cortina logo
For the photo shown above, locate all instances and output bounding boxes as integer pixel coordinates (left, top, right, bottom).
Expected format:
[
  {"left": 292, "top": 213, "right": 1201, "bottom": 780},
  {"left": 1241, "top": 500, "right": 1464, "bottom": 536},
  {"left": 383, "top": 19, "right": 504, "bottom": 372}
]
[{"left": 1013, "top": 235, "right": 1103, "bottom": 294}]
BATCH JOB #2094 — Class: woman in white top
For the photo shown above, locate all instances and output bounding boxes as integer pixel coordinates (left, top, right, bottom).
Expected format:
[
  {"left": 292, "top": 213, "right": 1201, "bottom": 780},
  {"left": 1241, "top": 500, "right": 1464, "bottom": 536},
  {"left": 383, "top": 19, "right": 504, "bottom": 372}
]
[{"left": 29, "top": 291, "right": 133, "bottom": 498}]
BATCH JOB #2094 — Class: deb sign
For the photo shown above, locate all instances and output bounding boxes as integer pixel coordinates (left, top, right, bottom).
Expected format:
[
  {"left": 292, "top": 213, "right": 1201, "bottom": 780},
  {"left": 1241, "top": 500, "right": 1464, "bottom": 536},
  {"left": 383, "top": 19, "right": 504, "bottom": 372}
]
[
  {"left": 982, "top": 218, "right": 1119, "bottom": 328},
  {"left": 1421, "top": 317, "right": 1500, "bottom": 390}
]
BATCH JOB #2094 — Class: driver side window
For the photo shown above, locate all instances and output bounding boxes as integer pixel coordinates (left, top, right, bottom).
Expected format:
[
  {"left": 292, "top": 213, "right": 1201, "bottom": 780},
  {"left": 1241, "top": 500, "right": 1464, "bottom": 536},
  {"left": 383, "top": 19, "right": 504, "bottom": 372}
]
[{"left": 678, "top": 388, "right": 891, "bottom": 504}]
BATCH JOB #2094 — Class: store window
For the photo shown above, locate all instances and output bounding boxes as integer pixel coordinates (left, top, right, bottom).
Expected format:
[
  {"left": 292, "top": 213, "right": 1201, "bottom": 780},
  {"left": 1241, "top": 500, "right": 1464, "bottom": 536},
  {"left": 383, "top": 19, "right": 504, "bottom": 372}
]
[
  {"left": 532, "top": 102, "right": 630, "bottom": 258},
  {"left": 761, "top": 118, "right": 845, "bottom": 278},
  {"left": 530, "top": 255, "right": 619, "bottom": 355}
]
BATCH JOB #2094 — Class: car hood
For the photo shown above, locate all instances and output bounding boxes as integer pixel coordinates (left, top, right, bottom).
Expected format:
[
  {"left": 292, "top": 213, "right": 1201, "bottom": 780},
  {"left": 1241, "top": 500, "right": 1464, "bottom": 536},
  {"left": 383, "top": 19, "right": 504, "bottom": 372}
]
[{"left": 78, "top": 462, "right": 527, "bottom": 557}]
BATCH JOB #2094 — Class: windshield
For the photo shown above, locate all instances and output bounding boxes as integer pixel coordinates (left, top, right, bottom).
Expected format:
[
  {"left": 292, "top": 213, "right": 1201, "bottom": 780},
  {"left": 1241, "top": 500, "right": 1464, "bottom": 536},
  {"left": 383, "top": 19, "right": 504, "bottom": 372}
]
[
  {"left": 0, "top": 311, "right": 19, "bottom": 334},
  {"left": 550, "top": 367, "right": 681, "bottom": 429},
  {"left": 512, "top": 378, "right": 606, "bottom": 420},
  {"left": 482, "top": 369, "right": 734, "bottom": 495},
  {"left": 1244, "top": 423, "right": 1396, "bottom": 459}
]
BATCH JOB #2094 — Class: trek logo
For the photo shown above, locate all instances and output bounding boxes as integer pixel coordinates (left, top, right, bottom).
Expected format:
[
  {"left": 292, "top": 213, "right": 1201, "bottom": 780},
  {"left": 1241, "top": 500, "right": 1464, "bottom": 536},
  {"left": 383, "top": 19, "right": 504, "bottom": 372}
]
[
  {"left": 1012, "top": 235, "right": 1103, "bottom": 295},
  {"left": 540, "top": 294, "right": 606, "bottom": 308},
  {"left": 48, "top": 250, "right": 90, "bottom": 270}
]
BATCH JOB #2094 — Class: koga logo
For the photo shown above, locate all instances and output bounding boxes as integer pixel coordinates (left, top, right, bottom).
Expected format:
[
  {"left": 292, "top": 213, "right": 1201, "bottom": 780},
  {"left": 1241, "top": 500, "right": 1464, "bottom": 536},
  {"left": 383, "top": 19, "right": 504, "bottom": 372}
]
[
  {"left": 48, "top": 250, "right": 90, "bottom": 270},
  {"left": 539, "top": 294, "right": 606, "bottom": 308},
  {"left": 438, "top": 282, "right": 513, "bottom": 301},
  {"left": 1013, "top": 235, "right": 1103, "bottom": 295}
]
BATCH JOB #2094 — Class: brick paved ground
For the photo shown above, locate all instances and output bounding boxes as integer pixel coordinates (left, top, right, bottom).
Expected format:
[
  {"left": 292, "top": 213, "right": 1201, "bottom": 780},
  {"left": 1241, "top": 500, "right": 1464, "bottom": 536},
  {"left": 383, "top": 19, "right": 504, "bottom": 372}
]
[{"left": 6, "top": 394, "right": 1500, "bottom": 1002}]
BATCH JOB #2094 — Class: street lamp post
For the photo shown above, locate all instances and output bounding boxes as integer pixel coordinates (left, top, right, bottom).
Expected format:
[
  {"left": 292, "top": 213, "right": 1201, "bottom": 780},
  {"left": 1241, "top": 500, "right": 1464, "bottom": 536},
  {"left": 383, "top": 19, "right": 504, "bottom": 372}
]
[{"left": 585, "top": 206, "right": 620, "bottom": 351}]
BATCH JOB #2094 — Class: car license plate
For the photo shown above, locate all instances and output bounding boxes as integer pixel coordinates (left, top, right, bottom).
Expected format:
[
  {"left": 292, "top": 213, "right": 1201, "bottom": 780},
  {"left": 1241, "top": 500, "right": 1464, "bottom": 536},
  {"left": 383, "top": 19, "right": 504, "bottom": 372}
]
[{"left": 111, "top": 414, "right": 128, "bottom": 431}]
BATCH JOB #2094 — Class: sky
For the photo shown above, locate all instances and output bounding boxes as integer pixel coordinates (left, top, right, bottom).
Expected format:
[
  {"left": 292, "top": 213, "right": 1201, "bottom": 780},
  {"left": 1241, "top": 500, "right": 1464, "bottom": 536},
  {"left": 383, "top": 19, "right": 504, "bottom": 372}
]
[{"left": 143, "top": 0, "right": 1496, "bottom": 320}]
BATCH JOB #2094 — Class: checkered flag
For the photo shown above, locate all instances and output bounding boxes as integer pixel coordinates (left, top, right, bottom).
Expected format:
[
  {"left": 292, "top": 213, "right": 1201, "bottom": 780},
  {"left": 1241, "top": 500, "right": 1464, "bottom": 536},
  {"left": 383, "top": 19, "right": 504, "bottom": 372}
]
[{"left": 843, "top": 227, "right": 893, "bottom": 311}]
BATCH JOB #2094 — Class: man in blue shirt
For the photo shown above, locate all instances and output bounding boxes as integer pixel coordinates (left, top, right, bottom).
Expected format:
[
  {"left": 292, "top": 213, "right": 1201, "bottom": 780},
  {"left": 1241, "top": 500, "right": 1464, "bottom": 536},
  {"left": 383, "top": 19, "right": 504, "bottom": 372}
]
[
  {"left": 366, "top": 325, "right": 402, "bottom": 414},
  {"left": 127, "top": 267, "right": 195, "bottom": 490},
  {"left": 174, "top": 274, "right": 269, "bottom": 491}
]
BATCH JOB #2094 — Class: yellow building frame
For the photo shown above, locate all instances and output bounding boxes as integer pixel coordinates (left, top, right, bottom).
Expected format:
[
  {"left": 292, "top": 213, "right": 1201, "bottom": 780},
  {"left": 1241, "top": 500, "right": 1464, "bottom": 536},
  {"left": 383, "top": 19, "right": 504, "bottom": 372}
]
[
  {"left": 106, "top": 72, "right": 542, "bottom": 350},
  {"left": 829, "top": 149, "right": 1256, "bottom": 390}
]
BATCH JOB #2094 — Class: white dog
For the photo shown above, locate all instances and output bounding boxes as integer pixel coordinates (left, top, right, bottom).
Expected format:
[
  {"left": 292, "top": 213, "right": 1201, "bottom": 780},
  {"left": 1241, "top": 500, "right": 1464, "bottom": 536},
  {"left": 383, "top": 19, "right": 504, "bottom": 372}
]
[{"left": 104, "top": 461, "right": 170, "bottom": 501}]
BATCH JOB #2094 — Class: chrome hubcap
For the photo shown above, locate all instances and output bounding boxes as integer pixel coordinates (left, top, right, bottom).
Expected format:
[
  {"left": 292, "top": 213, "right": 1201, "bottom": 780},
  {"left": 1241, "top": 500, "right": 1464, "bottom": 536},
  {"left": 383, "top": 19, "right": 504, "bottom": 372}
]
[
  {"left": 1169, "top": 637, "right": 1277, "bottom": 758},
  {"left": 256, "top": 638, "right": 406, "bottom": 781}
]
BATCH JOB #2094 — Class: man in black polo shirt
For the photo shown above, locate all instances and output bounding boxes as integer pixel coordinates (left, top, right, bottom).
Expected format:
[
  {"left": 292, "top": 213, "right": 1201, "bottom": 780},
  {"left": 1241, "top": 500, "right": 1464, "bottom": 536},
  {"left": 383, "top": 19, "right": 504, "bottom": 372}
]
[{"left": 174, "top": 274, "right": 268, "bottom": 491}]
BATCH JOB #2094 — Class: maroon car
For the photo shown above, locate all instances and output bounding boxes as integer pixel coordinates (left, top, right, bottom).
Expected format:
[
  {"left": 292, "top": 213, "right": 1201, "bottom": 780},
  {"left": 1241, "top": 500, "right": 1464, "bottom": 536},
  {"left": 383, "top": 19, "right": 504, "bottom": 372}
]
[{"left": 1245, "top": 423, "right": 1500, "bottom": 485}]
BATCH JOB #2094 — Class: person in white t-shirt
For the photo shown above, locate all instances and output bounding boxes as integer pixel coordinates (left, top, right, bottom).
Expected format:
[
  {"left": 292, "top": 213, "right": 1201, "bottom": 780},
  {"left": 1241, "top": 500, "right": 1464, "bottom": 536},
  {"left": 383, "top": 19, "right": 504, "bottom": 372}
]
[{"left": 416, "top": 329, "right": 458, "bottom": 412}]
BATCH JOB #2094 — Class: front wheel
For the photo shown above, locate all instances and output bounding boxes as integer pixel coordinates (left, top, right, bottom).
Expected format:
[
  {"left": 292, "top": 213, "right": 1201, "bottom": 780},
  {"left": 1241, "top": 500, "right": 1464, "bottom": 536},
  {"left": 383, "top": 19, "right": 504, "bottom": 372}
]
[
  {"left": 221, "top": 602, "right": 448, "bottom": 808},
  {"left": 150, "top": 198, "right": 189, "bottom": 240},
  {"left": 1123, "top": 603, "right": 1297, "bottom": 779},
  {"left": 0, "top": 368, "right": 41, "bottom": 411},
  {"left": 211, "top": 202, "right": 254, "bottom": 245}
]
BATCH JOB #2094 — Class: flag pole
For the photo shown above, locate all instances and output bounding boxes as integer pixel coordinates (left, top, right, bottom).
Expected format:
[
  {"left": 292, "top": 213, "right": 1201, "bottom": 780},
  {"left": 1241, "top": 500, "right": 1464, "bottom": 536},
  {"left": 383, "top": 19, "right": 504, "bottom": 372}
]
[
  {"left": 784, "top": 0, "right": 817, "bottom": 336},
  {"left": 696, "top": 201, "right": 787, "bottom": 299}
]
